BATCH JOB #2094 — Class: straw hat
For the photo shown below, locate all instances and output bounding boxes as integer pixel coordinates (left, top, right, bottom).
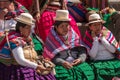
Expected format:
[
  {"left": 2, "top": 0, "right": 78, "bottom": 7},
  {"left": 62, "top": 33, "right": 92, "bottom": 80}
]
[
  {"left": 87, "top": 13, "right": 105, "bottom": 25},
  {"left": 54, "top": 10, "right": 71, "bottom": 21},
  {"left": 15, "top": 13, "right": 35, "bottom": 26},
  {"left": 68, "top": 0, "right": 81, "bottom": 3}
]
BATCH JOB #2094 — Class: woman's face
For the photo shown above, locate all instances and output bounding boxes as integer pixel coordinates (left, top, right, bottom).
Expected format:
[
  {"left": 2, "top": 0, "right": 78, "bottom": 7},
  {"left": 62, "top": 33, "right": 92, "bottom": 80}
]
[
  {"left": 20, "top": 25, "right": 31, "bottom": 38},
  {"left": 55, "top": 22, "right": 69, "bottom": 36},
  {"left": 89, "top": 22, "right": 102, "bottom": 35}
]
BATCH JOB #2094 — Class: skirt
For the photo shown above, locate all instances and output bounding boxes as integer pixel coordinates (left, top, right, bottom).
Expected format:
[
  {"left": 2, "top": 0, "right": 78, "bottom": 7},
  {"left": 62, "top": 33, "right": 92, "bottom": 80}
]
[
  {"left": 55, "top": 62, "right": 94, "bottom": 80},
  {"left": 0, "top": 62, "right": 56, "bottom": 80},
  {"left": 90, "top": 59, "right": 120, "bottom": 80}
]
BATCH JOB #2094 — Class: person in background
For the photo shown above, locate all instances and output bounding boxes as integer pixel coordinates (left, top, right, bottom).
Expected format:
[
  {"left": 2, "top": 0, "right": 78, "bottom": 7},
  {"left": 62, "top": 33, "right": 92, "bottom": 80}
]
[
  {"left": 0, "top": 0, "right": 28, "bottom": 33},
  {"left": 106, "top": 8, "right": 120, "bottom": 46},
  {"left": 0, "top": 13, "right": 56, "bottom": 80},
  {"left": 83, "top": 13, "right": 120, "bottom": 80},
  {"left": 43, "top": 10, "right": 94, "bottom": 80}
]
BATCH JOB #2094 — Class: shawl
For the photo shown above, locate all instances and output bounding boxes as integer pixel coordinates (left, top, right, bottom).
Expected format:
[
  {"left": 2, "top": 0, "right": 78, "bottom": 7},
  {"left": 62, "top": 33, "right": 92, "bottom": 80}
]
[
  {"left": 43, "top": 26, "right": 83, "bottom": 60},
  {"left": 83, "top": 26, "right": 120, "bottom": 51},
  {"left": 0, "top": 31, "right": 32, "bottom": 59}
]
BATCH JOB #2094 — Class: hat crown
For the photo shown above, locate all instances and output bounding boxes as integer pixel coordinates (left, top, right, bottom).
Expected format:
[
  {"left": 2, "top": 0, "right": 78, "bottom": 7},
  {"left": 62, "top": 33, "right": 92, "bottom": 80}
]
[
  {"left": 16, "top": 13, "right": 35, "bottom": 25},
  {"left": 54, "top": 10, "right": 71, "bottom": 21},
  {"left": 86, "top": 13, "right": 105, "bottom": 25},
  {"left": 88, "top": 13, "right": 101, "bottom": 21}
]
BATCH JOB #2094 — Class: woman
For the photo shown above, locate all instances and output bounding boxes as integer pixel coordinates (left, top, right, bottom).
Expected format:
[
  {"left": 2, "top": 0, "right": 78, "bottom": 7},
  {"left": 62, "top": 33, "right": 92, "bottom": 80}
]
[
  {"left": 0, "top": 13, "right": 56, "bottom": 80},
  {"left": 43, "top": 10, "right": 94, "bottom": 80},
  {"left": 83, "top": 13, "right": 120, "bottom": 80}
]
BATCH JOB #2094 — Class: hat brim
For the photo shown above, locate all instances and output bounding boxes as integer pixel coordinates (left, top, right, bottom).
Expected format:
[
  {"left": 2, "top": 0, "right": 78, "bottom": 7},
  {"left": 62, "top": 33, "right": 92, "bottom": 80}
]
[
  {"left": 86, "top": 20, "right": 105, "bottom": 26},
  {"left": 54, "top": 18, "right": 71, "bottom": 21},
  {"left": 15, "top": 18, "right": 34, "bottom": 26}
]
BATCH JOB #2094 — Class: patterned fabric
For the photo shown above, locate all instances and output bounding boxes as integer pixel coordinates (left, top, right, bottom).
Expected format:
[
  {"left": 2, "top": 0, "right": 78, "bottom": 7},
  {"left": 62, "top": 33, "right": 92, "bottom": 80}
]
[
  {"left": 67, "top": 2, "right": 87, "bottom": 22},
  {"left": 55, "top": 62, "right": 94, "bottom": 80},
  {"left": 83, "top": 26, "right": 120, "bottom": 50},
  {"left": 0, "top": 31, "right": 32, "bottom": 59},
  {"left": 0, "top": 31, "right": 15, "bottom": 50},
  {"left": 0, "top": 1, "right": 28, "bottom": 20},
  {"left": 90, "top": 59, "right": 120, "bottom": 80},
  {"left": 43, "top": 27, "right": 82, "bottom": 60},
  {"left": 0, "top": 63, "right": 56, "bottom": 80}
]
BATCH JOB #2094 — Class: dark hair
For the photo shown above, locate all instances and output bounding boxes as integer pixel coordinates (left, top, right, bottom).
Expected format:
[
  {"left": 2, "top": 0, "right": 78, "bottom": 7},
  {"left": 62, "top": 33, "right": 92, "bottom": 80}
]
[
  {"left": 9, "top": 0, "right": 14, "bottom": 2},
  {"left": 16, "top": 22, "right": 27, "bottom": 33},
  {"left": 54, "top": 21, "right": 69, "bottom": 27}
]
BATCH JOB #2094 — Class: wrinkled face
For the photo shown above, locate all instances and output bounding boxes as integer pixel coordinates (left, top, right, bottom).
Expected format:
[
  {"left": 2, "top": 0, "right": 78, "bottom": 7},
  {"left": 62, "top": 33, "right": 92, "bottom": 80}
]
[
  {"left": 0, "top": 0, "right": 10, "bottom": 9},
  {"left": 55, "top": 22, "right": 69, "bottom": 36},
  {"left": 20, "top": 25, "right": 31, "bottom": 38},
  {"left": 89, "top": 22, "right": 102, "bottom": 35}
]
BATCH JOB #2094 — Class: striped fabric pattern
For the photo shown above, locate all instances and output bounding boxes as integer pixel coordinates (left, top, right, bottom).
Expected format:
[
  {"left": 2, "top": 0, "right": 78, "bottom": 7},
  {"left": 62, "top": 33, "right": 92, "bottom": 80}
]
[
  {"left": 43, "top": 27, "right": 81, "bottom": 60},
  {"left": 0, "top": 32, "right": 32, "bottom": 59},
  {"left": 83, "top": 27, "right": 120, "bottom": 50},
  {"left": 67, "top": 2, "right": 87, "bottom": 22}
]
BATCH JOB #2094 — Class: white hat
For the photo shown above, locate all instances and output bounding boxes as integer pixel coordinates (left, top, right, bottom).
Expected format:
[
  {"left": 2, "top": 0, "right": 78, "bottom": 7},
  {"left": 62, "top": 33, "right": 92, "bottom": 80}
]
[
  {"left": 15, "top": 13, "right": 35, "bottom": 26},
  {"left": 54, "top": 10, "right": 71, "bottom": 21},
  {"left": 87, "top": 13, "right": 105, "bottom": 25},
  {"left": 68, "top": 0, "right": 81, "bottom": 3}
]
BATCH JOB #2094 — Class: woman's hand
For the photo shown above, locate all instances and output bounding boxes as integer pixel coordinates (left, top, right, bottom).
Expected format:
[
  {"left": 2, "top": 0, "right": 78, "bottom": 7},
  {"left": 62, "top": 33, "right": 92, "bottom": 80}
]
[
  {"left": 36, "top": 64, "right": 52, "bottom": 75},
  {"left": 36, "top": 65, "right": 46, "bottom": 73},
  {"left": 71, "top": 59, "right": 81, "bottom": 66},
  {"left": 33, "top": 12, "right": 40, "bottom": 22},
  {"left": 62, "top": 61, "right": 73, "bottom": 69},
  {"left": 91, "top": 31, "right": 96, "bottom": 37}
]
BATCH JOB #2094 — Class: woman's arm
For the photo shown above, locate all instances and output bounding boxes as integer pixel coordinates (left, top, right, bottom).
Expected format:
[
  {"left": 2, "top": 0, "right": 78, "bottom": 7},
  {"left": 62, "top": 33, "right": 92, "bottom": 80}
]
[
  {"left": 101, "top": 37, "right": 116, "bottom": 53},
  {"left": 52, "top": 55, "right": 66, "bottom": 65},
  {"left": 77, "top": 47, "right": 87, "bottom": 62},
  {"left": 12, "top": 46, "right": 38, "bottom": 69},
  {"left": 89, "top": 37, "right": 99, "bottom": 58}
]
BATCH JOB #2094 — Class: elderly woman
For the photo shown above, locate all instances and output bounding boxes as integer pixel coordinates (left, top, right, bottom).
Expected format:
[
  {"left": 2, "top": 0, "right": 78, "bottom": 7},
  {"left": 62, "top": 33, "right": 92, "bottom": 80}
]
[
  {"left": 43, "top": 10, "right": 94, "bottom": 80},
  {"left": 83, "top": 13, "right": 120, "bottom": 80},
  {"left": 0, "top": 13, "right": 56, "bottom": 80}
]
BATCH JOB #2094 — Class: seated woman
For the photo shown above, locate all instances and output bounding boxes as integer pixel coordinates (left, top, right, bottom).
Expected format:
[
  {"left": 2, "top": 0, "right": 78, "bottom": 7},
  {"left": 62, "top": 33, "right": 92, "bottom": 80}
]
[
  {"left": 0, "top": 13, "right": 56, "bottom": 80},
  {"left": 43, "top": 10, "right": 94, "bottom": 80},
  {"left": 83, "top": 13, "right": 120, "bottom": 80}
]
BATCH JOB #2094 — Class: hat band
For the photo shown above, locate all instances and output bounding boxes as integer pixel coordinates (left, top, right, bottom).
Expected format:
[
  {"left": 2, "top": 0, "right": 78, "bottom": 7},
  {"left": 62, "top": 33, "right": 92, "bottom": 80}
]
[{"left": 89, "top": 19, "right": 102, "bottom": 22}]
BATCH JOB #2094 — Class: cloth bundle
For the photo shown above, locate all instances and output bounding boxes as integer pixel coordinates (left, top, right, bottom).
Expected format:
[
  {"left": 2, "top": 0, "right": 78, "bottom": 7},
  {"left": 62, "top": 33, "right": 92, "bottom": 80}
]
[{"left": 36, "top": 56, "right": 56, "bottom": 75}]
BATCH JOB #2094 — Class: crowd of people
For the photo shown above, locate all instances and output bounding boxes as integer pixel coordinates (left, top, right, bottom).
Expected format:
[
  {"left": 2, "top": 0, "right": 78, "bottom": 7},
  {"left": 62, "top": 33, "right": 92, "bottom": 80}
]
[{"left": 0, "top": 0, "right": 120, "bottom": 80}]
